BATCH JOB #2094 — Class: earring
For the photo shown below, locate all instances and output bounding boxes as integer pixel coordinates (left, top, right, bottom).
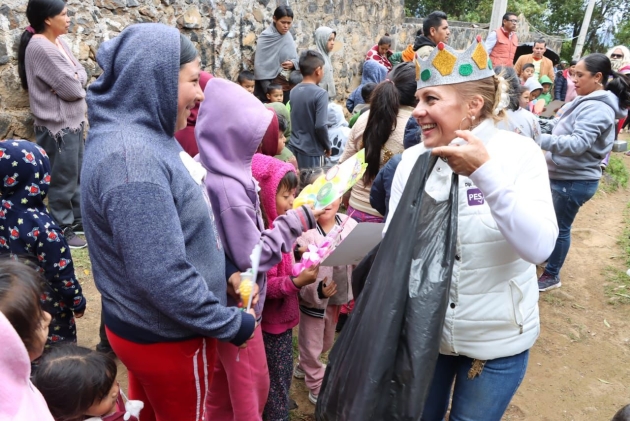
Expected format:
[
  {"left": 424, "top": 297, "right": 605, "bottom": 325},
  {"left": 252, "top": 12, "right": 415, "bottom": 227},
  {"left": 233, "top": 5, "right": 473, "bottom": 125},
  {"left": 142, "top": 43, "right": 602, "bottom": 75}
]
[{"left": 458, "top": 115, "right": 475, "bottom": 131}]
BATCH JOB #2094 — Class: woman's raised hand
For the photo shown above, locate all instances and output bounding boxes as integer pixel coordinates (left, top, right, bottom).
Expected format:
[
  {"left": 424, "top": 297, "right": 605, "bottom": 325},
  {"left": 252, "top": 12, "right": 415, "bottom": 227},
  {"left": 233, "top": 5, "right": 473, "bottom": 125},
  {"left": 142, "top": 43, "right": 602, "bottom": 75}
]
[
  {"left": 281, "top": 60, "right": 294, "bottom": 70},
  {"left": 431, "top": 130, "right": 490, "bottom": 177}
]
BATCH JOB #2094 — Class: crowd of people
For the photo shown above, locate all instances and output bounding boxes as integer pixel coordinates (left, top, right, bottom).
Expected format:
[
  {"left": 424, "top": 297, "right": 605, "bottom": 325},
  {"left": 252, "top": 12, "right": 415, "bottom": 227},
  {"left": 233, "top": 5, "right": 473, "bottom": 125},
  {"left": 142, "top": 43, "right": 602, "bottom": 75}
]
[{"left": 1, "top": 0, "right": 630, "bottom": 420}]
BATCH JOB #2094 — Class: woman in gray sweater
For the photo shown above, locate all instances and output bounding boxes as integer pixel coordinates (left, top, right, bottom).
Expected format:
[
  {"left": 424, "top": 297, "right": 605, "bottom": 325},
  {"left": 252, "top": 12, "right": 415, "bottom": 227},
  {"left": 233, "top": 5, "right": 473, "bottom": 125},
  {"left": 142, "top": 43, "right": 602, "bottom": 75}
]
[{"left": 18, "top": 0, "right": 87, "bottom": 249}]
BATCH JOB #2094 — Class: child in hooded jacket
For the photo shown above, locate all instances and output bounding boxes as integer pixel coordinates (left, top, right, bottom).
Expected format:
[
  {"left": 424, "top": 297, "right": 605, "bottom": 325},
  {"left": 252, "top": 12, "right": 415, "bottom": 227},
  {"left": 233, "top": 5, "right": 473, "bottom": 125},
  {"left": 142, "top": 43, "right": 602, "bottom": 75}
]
[
  {"left": 196, "top": 78, "right": 320, "bottom": 421},
  {"left": 252, "top": 153, "right": 319, "bottom": 421},
  {"left": 0, "top": 139, "right": 86, "bottom": 350},
  {"left": 294, "top": 171, "right": 357, "bottom": 404}
]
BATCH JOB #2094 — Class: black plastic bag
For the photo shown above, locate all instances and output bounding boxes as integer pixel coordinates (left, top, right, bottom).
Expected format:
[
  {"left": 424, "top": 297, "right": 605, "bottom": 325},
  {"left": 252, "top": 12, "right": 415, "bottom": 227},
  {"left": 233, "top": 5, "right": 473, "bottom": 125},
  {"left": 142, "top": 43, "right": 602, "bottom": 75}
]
[
  {"left": 316, "top": 152, "right": 459, "bottom": 421},
  {"left": 351, "top": 242, "right": 380, "bottom": 299}
]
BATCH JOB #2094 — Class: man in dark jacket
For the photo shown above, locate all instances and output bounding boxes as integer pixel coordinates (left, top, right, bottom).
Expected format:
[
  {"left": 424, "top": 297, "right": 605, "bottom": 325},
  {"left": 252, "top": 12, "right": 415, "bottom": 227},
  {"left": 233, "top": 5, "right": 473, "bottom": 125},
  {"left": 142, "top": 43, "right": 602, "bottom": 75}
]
[{"left": 413, "top": 11, "right": 450, "bottom": 60}]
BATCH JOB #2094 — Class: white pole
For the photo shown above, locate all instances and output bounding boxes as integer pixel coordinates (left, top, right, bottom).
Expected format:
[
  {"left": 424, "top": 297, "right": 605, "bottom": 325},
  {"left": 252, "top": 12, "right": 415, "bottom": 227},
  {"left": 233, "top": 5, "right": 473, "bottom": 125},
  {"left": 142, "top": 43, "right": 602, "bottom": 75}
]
[
  {"left": 489, "top": 0, "right": 508, "bottom": 33},
  {"left": 572, "top": 0, "right": 596, "bottom": 61}
]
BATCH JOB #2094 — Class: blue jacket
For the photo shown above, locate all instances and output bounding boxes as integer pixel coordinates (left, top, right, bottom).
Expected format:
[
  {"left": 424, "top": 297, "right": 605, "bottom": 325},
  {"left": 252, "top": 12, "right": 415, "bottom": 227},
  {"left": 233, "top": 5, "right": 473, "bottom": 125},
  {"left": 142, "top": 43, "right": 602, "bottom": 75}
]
[
  {"left": 346, "top": 61, "right": 387, "bottom": 113},
  {"left": 554, "top": 70, "right": 567, "bottom": 101},
  {"left": 82, "top": 24, "right": 254, "bottom": 345}
]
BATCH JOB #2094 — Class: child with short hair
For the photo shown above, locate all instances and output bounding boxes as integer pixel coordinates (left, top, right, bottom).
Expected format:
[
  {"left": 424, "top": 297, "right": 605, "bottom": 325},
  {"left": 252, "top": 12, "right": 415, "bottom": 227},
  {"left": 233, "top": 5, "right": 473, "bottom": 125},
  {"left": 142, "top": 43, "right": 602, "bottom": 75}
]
[
  {"left": 251, "top": 153, "right": 319, "bottom": 421},
  {"left": 0, "top": 139, "right": 86, "bottom": 351},
  {"left": 0, "top": 258, "right": 53, "bottom": 421},
  {"left": 288, "top": 50, "right": 331, "bottom": 169},
  {"left": 520, "top": 63, "right": 535, "bottom": 85},
  {"left": 33, "top": 345, "right": 143, "bottom": 421},
  {"left": 237, "top": 70, "right": 255, "bottom": 94},
  {"left": 266, "top": 84, "right": 285, "bottom": 103},
  {"left": 294, "top": 170, "right": 358, "bottom": 404},
  {"left": 348, "top": 82, "right": 376, "bottom": 128},
  {"left": 538, "top": 75, "right": 554, "bottom": 105},
  {"left": 274, "top": 113, "right": 299, "bottom": 170}
]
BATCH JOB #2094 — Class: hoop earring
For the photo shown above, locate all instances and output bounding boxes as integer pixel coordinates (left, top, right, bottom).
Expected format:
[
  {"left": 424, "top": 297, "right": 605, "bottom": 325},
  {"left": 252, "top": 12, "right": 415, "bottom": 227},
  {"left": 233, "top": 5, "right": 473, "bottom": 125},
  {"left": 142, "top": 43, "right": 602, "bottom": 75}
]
[{"left": 458, "top": 115, "right": 475, "bottom": 131}]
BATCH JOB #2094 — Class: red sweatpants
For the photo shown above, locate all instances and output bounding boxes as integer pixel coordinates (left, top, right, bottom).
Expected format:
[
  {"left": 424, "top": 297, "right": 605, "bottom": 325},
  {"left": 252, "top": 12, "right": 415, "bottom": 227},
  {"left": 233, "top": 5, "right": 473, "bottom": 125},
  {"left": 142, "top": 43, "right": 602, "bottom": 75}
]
[{"left": 106, "top": 328, "right": 217, "bottom": 421}]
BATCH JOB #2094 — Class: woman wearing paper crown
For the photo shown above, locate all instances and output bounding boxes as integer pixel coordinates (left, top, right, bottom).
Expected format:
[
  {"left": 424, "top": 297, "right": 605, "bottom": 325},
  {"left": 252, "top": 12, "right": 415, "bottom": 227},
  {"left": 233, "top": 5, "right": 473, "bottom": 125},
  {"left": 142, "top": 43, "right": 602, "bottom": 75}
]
[{"left": 385, "top": 36, "right": 558, "bottom": 419}]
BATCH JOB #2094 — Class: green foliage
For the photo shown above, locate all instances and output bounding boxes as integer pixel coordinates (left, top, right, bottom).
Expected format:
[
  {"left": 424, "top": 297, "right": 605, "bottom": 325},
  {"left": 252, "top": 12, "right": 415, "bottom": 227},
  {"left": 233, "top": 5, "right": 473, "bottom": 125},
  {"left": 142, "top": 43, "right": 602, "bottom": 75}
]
[
  {"left": 405, "top": 0, "right": 630, "bottom": 52},
  {"left": 600, "top": 155, "right": 629, "bottom": 193}
]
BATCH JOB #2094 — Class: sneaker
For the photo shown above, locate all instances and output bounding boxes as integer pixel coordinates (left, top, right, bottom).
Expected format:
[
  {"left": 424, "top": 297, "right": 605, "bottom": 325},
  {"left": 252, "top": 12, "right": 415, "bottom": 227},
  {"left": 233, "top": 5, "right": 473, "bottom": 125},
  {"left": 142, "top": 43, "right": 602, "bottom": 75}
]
[
  {"left": 293, "top": 365, "right": 306, "bottom": 379},
  {"left": 72, "top": 222, "right": 84, "bottom": 235},
  {"left": 308, "top": 391, "right": 318, "bottom": 405},
  {"left": 538, "top": 272, "right": 561, "bottom": 292},
  {"left": 62, "top": 226, "right": 87, "bottom": 249}
]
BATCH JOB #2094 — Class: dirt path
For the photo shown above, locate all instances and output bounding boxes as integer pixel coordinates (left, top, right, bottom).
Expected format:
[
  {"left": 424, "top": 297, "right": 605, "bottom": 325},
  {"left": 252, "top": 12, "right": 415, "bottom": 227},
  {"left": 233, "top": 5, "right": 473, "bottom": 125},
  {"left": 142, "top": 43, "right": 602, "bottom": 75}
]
[{"left": 74, "top": 150, "right": 630, "bottom": 421}]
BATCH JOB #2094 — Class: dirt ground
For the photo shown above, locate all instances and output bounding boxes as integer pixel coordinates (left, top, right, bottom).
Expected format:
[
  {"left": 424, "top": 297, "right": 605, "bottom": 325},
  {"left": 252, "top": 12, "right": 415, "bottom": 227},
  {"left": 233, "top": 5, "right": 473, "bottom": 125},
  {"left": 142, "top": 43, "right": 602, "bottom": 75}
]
[{"left": 73, "top": 142, "right": 630, "bottom": 421}]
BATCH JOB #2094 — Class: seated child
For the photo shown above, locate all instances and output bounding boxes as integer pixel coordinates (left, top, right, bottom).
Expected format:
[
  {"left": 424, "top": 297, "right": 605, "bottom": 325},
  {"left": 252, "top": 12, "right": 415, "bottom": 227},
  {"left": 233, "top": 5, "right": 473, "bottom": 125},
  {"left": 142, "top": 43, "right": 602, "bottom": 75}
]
[
  {"left": 348, "top": 82, "right": 376, "bottom": 128},
  {"left": 33, "top": 345, "right": 143, "bottom": 421},
  {"left": 0, "top": 139, "right": 86, "bottom": 352},
  {"left": 237, "top": 70, "right": 255, "bottom": 94},
  {"left": 613, "top": 405, "right": 630, "bottom": 421},
  {"left": 267, "top": 84, "right": 285, "bottom": 104},
  {"left": 520, "top": 63, "right": 535, "bottom": 85},
  {"left": 294, "top": 168, "right": 358, "bottom": 405},
  {"left": 0, "top": 259, "right": 54, "bottom": 421},
  {"left": 538, "top": 75, "right": 554, "bottom": 105},
  {"left": 327, "top": 103, "right": 351, "bottom": 164},
  {"left": 252, "top": 153, "right": 319, "bottom": 421}
]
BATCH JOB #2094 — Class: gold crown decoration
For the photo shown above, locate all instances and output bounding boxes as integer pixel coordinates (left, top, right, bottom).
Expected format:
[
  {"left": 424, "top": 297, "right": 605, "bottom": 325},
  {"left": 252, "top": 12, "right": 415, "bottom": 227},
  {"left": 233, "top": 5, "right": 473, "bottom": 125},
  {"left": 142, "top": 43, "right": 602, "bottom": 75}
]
[{"left": 415, "top": 35, "right": 495, "bottom": 89}]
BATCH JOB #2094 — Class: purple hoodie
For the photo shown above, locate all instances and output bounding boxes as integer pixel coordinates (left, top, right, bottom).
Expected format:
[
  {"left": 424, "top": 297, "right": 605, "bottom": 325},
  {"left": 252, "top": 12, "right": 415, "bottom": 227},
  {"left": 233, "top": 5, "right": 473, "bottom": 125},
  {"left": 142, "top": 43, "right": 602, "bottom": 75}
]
[{"left": 196, "top": 78, "right": 316, "bottom": 318}]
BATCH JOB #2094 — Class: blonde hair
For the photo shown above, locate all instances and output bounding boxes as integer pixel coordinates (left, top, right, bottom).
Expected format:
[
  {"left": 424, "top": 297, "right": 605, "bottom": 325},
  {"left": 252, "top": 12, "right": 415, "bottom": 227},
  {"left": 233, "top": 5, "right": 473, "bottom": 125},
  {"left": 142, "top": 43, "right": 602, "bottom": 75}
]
[{"left": 454, "top": 74, "right": 508, "bottom": 125}]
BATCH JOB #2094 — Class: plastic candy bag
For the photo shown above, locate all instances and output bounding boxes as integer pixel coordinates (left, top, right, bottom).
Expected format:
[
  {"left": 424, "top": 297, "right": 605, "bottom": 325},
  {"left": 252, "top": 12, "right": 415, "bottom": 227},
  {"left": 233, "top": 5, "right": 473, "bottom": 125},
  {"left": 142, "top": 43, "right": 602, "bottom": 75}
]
[{"left": 316, "top": 152, "right": 459, "bottom": 420}]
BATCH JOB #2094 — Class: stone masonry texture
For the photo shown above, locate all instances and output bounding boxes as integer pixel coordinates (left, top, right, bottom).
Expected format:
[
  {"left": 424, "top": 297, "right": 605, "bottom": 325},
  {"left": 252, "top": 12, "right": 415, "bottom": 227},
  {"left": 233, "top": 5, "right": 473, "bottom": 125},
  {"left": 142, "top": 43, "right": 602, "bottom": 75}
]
[{"left": 0, "top": 1, "right": 560, "bottom": 139}]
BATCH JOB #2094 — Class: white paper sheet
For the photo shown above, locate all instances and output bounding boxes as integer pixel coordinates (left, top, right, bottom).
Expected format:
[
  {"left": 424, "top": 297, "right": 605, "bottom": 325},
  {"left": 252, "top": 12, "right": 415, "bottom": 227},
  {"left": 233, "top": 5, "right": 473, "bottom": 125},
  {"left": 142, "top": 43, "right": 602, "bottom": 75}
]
[{"left": 321, "top": 223, "right": 384, "bottom": 266}]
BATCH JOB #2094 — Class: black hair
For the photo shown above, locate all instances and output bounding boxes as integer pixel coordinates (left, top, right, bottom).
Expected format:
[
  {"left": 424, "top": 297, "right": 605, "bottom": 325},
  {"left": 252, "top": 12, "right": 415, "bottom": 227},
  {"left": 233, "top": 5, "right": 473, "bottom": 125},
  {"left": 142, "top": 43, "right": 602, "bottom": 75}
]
[
  {"left": 502, "top": 12, "right": 517, "bottom": 21},
  {"left": 581, "top": 53, "right": 630, "bottom": 109},
  {"left": 277, "top": 171, "right": 299, "bottom": 195},
  {"left": 362, "top": 62, "right": 417, "bottom": 184},
  {"left": 18, "top": 0, "right": 66, "bottom": 90},
  {"left": 299, "top": 50, "right": 325, "bottom": 77},
  {"left": 378, "top": 34, "right": 392, "bottom": 46},
  {"left": 533, "top": 38, "right": 546, "bottom": 47},
  {"left": 522, "top": 63, "right": 535, "bottom": 71},
  {"left": 273, "top": 5, "right": 294, "bottom": 20},
  {"left": 237, "top": 70, "right": 255, "bottom": 84},
  {"left": 180, "top": 34, "right": 198, "bottom": 68},
  {"left": 423, "top": 11, "right": 448, "bottom": 37},
  {"left": 361, "top": 82, "right": 377, "bottom": 102},
  {"left": 33, "top": 345, "right": 117, "bottom": 421},
  {"left": 570, "top": 60, "right": 578, "bottom": 66},
  {"left": 277, "top": 113, "right": 287, "bottom": 133},
  {"left": 0, "top": 258, "right": 45, "bottom": 356},
  {"left": 494, "top": 66, "right": 521, "bottom": 111},
  {"left": 298, "top": 166, "right": 329, "bottom": 195},
  {"left": 266, "top": 84, "right": 283, "bottom": 94},
  {"left": 612, "top": 404, "right": 630, "bottom": 421}
]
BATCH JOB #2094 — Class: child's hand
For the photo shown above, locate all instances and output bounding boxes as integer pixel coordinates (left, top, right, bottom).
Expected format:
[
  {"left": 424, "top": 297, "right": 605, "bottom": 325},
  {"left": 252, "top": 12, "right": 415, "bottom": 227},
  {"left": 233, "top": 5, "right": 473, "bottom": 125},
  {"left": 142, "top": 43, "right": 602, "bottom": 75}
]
[
  {"left": 322, "top": 279, "right": 337, "bottom": 298},
  {"left": 294, "top": 264, "right": 320, "bottom": 287}
]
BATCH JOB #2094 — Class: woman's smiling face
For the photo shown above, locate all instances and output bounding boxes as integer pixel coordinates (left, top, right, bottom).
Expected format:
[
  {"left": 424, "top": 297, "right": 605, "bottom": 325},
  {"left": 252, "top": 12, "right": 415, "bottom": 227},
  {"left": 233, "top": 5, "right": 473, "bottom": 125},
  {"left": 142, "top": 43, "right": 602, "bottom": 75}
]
[{"left": 413, "top": 84, "right": 470, "bottom": 148}]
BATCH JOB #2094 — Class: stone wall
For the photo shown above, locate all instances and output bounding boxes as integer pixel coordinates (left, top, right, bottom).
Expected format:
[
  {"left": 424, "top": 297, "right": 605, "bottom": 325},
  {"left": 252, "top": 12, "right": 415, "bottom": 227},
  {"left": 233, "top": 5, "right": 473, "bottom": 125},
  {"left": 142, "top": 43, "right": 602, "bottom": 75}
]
[{"left": 0, "top": 1, "right": 560, "bottom": 140}]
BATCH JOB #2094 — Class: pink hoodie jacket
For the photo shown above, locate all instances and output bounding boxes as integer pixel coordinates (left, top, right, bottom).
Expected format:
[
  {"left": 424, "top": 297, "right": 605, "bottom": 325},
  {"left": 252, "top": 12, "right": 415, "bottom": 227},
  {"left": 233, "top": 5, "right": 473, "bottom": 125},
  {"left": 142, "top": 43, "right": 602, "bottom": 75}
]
[
  {"left": 251, "top": 153, "right": 302, "bottom": 334},
  {"left": 0, "top": 311, "right": 54, "bottom": 421}
]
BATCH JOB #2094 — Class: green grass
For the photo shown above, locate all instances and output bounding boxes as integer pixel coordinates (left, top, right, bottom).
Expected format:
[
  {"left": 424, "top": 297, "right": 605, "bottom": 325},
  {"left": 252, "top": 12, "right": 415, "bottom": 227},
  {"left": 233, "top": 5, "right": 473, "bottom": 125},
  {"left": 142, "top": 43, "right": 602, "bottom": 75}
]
[
  {"left": 603, "top": 202, "right": 630, "bottom": 304},
  {"left": 600, "top": 155, "right": 629, "bottom": 193}
]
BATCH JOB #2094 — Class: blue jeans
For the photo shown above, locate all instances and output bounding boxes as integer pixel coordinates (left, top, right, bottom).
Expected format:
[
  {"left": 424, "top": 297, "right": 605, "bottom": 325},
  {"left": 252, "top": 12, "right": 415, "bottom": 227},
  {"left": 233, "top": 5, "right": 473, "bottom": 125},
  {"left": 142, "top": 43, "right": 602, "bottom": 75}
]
[
  {"left": 545, "top": 179, "right": 599, "bottom": 277},
  {"left": 422, "top": 350, "right": 530, "bottom": 421}
]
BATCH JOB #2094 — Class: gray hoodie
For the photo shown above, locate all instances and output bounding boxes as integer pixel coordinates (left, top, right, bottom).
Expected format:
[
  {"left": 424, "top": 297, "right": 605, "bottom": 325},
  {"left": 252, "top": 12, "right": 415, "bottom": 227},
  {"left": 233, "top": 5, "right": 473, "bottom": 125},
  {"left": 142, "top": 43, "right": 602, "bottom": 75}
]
[
  {"left": 539, "top": 90, "right": 627, "bottom": 180},
  {"left": 82, "top": 24, "right": 254, "bottom": 345}
]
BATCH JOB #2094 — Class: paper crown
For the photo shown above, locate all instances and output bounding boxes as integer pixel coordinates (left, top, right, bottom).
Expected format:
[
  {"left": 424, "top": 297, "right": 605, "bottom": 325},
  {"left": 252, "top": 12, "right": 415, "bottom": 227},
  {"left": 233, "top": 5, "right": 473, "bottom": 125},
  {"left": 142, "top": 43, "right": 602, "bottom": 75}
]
[{"left": 415, "top": 35, "right": 495, "bottom": 89}]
